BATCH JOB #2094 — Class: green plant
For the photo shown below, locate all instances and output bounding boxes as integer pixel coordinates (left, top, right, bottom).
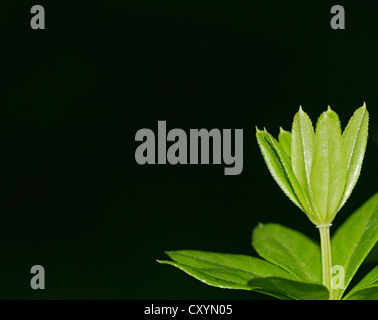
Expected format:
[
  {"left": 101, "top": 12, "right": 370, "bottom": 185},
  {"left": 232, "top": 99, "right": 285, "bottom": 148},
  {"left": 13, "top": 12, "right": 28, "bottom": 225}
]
[{"left": 158, "top": 104, "right": 377, "bottom": 300}]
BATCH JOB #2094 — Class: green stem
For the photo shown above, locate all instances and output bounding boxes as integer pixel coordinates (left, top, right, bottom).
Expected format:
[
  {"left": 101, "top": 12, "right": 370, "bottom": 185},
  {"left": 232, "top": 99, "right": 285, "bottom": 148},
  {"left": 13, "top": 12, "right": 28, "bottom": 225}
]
[{"left": 318, "top": 225, "right": 334, "bottom": 300}]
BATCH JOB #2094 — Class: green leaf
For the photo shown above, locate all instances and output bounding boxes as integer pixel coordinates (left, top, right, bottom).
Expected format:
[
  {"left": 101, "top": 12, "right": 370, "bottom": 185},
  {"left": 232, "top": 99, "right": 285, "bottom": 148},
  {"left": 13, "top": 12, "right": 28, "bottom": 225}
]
[
  {"left": 344, "top": 286, "right": 378, "bottom": 300},
  {"left": 310, "top": 113, "right": 347, "bottom": 223},
  {"left": 162, "top": 250, "right": 293, "bottom": 279},
  {"left": 331, "top": 192, "right": 378, "bottom": 300},
  {"left": 344, "top": 266, "right": 378, "bottom": 300},
  {"left": 291, "top": 107, "right": 315, "bottom": 195},
  {"left": 158, "top": 250, "right": 328, "bottom": 300},
  {"left": 247, "top": 277, "right": 329, "bottom": 300},
  {"left": 316, "top": 106, "right": 342, "bottom": 134},
  {"left": 278, "top": 128, "right": 291, "bottom": 155},
  {"left": 338, "top": 104, "right": 369, "bottom": 211},
  {"left": 158, "top": 250, "right": 294, "bottom": 295},
  {"left": 252, "top": 223, "right": 321, "bottom": 283},
  {"left": 159, "top": 260, "right": 264, "bottom": 291},
  {"left": 256, "top": 129, "right": 309, "bottom": 214}
]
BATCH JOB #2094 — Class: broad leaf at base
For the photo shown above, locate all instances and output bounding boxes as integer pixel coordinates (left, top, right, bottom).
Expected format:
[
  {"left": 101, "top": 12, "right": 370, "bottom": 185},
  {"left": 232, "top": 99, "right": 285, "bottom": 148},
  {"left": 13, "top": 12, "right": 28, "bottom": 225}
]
[{"left": 158, "top": 250, "right": 328, "bottom": 300}]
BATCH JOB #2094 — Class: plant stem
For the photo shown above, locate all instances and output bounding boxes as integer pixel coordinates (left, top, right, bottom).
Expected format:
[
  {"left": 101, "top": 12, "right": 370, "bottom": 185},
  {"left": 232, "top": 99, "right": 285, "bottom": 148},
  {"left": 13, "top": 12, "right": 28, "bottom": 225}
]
[{"left": 318, "top": 225, "right": 334, "bottom": 300}]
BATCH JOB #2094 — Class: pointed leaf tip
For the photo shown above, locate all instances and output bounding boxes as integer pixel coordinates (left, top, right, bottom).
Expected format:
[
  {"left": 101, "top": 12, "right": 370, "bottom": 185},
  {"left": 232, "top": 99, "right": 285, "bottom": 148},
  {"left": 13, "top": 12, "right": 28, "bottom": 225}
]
[
  {"left": 279, "top": 127, "right": 290, "bottom": 134},
  {"left": 278, "top": 128, "right": 292, "bottom": 156},
  {"left": 316, "top": 107, "right": 341, "bottom": 136}
]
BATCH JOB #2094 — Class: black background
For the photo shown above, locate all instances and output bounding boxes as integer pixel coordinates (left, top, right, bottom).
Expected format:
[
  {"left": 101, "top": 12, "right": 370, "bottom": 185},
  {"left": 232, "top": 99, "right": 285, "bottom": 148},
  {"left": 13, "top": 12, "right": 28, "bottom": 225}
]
[{"left": 1, "top": 1, "right": 377, "bottom": 299}]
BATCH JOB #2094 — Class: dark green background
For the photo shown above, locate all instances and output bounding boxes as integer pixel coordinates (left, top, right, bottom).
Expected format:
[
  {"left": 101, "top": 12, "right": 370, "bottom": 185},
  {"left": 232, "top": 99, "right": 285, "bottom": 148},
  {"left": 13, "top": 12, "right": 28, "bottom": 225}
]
[{"left": 1, "top": 1, "right": 377, "bottom": 299}]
